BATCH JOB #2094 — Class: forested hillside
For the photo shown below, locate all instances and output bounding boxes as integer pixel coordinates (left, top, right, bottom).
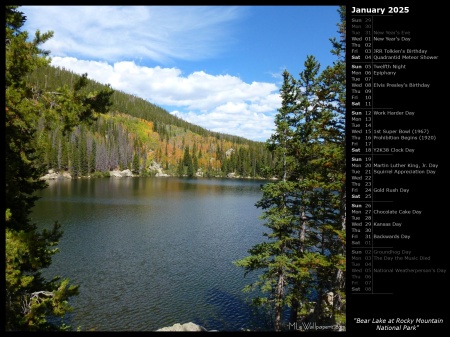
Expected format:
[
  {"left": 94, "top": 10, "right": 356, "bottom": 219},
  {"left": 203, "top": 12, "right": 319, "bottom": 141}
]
[{"left": 26, "top": 65, "right": 275, "bottom": 178}]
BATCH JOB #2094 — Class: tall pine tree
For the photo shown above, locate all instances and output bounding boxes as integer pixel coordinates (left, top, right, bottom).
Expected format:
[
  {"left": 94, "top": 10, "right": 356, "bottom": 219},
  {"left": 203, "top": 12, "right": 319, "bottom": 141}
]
[
  {"left": 5, "top": 6, "right": 113, "bottom": 331},
  {"left": 234, "top": 6, "right": 346, "bottom": 330},
  {"left": 234, "top": 70, "right": 298, "bottom": 331}
]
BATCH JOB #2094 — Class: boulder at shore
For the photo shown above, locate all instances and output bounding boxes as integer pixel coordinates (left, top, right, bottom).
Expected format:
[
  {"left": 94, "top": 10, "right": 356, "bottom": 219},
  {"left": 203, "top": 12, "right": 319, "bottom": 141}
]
[{"left": 156, "top": 322, "right": 208, "bottom": 332}]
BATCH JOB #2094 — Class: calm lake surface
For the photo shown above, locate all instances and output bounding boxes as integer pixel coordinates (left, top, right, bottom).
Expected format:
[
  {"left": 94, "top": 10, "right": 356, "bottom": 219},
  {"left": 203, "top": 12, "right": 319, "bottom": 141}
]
[{"left": 32, "top": 177, "right": 271, "bottom": 331}]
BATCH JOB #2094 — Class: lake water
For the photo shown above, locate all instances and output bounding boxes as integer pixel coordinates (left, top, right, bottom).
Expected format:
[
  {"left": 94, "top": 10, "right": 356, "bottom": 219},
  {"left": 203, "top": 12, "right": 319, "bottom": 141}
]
[{"left": 32, "top": 177, "right": 271, "bottom": 331}]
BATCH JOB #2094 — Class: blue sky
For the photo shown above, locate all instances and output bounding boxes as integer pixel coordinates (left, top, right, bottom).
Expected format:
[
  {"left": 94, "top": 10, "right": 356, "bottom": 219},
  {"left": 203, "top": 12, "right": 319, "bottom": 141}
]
[{"left": 22, "top": 5, "right": 341, "bottom": 141}]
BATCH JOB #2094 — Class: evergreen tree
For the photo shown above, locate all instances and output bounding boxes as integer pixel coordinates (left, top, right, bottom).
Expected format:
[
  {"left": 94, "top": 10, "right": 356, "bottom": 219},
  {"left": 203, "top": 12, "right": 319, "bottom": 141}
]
[
  {"left": 183, "top": 145, "right": 190, "bottom": 165},
  {"left": 60, "top": 135, "right": 69, "bottom": 171},
  {"left": 314, "top": 5, "right": 346, "bottom": 325},
  {"left": 193, "top": 154, "right": 198, "bottom": 173},
  {"left": 87, "top": 136, "right": 96, "bottom": 175},
  {"left": 5, "top": 6, "right": 113, "bottom": 330},
  {"left": 221, "top": 159, "right": 229, "bottom": 176},
  {"left": 186, "top": 158, "right": 194, "bottom": 178},
  {"left": 177, "top": 159, "right": 184, "bottom": 176},
  {"left": 234, "top": 6, "right": 346, "bottom": 330},
  {"left": 183, "top": 146, "right": 194, "bottom": 177},
  {"left": 49, "top": 130, "right": 59, "bottom": 170},
  {"left": 132, "top": 151, "right": 140, "bottom": 175},
  {"left": 70, "top": 134, "right": 80, "bottom": 177},
  {"left": 79, "top": 130, "right": 88, "bottom": 176},
  {"left": 234, "top": 70, "right": 298, "bottom": 331}
]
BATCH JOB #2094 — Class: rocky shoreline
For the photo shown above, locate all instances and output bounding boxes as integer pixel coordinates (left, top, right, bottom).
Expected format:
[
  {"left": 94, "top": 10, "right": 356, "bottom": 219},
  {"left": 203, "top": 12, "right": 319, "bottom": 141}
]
[
  {"left": 40, "top": 168, "right": 278, "bottom": 181},
  {"left": 40, "top": 169, "right": 135, "bottom": 180}
]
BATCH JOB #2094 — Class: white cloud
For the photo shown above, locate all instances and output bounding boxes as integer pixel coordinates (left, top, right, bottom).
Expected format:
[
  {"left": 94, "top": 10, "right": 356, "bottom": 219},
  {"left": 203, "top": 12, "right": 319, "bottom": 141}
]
[
  {"left": 23, "top": 6, "right": 242, "bottom": 64},
  {"left": 50, "top": 57, "right": 280, "bottom": 141},
  {"left": 22, "top": 6, "right": 281, "bottom": 141}
]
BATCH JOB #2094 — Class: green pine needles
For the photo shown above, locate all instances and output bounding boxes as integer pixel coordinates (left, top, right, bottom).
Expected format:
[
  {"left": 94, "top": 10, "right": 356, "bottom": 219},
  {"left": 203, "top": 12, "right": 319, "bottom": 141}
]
[
  {"left": 5, "top": 6, "right": 113, "bottom": 330},
  {"left": 234, "top": 6, "right": 346, "bottom": 331}
]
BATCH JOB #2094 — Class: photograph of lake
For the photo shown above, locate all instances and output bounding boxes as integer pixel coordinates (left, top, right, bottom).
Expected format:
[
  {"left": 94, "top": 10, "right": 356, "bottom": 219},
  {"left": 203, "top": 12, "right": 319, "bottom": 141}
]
[
  {"left": 7, "top": 5, "right": 346, "bottom": 332},
  {"left": 32, "top": 177, "right": 270, "bottom": 331}
]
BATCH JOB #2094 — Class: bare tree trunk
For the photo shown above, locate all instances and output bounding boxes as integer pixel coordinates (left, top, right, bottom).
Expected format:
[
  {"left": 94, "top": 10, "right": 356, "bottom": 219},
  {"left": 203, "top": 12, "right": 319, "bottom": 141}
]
[
  {"left": 289, "top": 209, "right": 308, "bottom": 325},
  {"left": 275, "top": 271, "right": 284, "bottom": 331},
  {"left": 331, "top": 190, "right": 346, "bottom": 324}
]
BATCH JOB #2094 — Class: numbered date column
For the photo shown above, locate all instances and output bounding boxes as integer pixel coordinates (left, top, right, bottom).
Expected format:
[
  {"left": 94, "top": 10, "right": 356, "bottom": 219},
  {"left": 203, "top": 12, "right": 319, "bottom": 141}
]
[{"left": 349, "top": 14, "right": 374, "bottom": 294}]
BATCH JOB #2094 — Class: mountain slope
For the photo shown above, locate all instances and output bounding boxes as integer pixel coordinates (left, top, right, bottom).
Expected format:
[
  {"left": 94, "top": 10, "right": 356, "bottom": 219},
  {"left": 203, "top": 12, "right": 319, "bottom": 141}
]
[{"left": 27, "top": 65, "right": 275, "bottom": 178}]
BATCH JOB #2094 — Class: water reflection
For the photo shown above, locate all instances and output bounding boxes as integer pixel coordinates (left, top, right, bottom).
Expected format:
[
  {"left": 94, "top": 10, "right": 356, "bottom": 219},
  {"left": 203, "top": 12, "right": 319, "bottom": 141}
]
[{"left": 33, "top": 177, "right": 268, "bottom": 331}]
